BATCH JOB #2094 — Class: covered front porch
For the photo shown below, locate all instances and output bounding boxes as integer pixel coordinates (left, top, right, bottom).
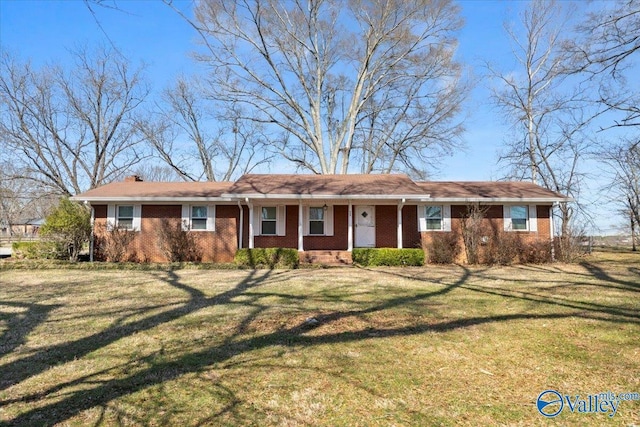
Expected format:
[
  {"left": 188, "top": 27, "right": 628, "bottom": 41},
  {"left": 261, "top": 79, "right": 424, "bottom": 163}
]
[{"left": 236, "top": 200, "right": 422, "bottom": 253}]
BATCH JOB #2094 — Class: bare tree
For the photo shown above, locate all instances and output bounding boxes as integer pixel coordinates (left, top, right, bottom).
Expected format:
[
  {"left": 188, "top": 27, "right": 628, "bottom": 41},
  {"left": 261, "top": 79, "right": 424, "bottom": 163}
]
[
  {"left": 171, "top": 0, "right": 466, "bottom": 175},
  {"left": 488, "top": 0, "right": 598, "bottom": 253},
  {"left": 600, "top": 138, "right": 640, "bottom": 250},
  {"left": 0, "top": 163, "right": 58, "bottom": 236},
  {"left": 565, "top": 1, "right": 640, "bottom": 129},
  {"left": 0, "top": 47, "right": 149, "bottom": 196},
  {"left": 141, "top": 76, "right": 271, "bottom": 182}
]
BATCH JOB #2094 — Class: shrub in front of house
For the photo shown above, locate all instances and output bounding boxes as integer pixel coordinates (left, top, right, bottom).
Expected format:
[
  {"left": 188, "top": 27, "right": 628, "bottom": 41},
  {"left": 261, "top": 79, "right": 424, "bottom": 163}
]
[
  {"left": 425, "top": 232, "right": 461, "bottom": 264},
  {"left": 234, "top": 248, "right": 299, "bottom": 268},
  {"left": 12, "top": 241, "right": 67, "bottom": 260},
  {"left": 352, "top": 248, "right": 424, "bottom": 267},
  {"left": 485, "top": 232, "right": 522, "bottom": 265},
  {"left": 40, "top": 198, "right": 92, "bottom": 262},
  {"left": 520, "top": 240, "right": 553, "bottom": 264},
  {"left": 94, "top": 224, "right": 138, "bottom": 262},
  {"left": 156, "top": 218, "right": 202, "bottom": 262}
]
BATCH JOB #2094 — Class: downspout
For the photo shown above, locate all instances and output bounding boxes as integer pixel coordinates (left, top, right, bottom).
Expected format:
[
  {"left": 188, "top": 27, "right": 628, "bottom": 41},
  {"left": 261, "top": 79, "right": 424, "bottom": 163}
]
[
  {"left": 237, "top": 201, "right": 243, "bottom": 249},
  {"left": 86, "top": 201, "right": 94, "bottom": 262}
]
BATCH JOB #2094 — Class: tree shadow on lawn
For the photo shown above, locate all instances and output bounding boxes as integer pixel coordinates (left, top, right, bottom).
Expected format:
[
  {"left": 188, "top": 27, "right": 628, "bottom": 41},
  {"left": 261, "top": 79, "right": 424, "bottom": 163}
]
[
  {"left": 0, "top": 301, "right": 61, "bottom": 358},
  {"left": 579, "top": 261, "right": 640, "bottom": 290},
  {"left": 2, "top": 264, "right": 639, "bottom": 426}
]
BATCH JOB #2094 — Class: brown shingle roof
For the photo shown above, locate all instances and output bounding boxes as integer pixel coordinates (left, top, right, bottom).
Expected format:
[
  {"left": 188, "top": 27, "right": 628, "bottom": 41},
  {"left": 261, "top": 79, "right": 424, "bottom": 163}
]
[
  {"left": 416, "top": 181, "right": 567, "bottom": 201},
  {"left": 73, "top": 181, "right": 233, "bottom": 201},
  {"left": 225, "top": 174, "right": 426, "bottom": 196},
  {"left": 72, "top": 175, "right": 569, "bottom": 202}
]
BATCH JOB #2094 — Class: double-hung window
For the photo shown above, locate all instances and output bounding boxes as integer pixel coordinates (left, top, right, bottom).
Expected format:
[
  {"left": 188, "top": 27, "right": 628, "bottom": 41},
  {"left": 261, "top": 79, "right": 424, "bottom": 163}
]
[
  {"left": 504, "top": 205, "right": 537, "bottom": 232},
  {"left": 309, "top": 207, "right": 325, "bottom": 235},
  {"left": 510, "top": 205, "right": 528, "bottom": 231},
  {"left": 190, "top": 206, "right": 208, "bottom": 230},
  {"left": 425, "top": 206, "right": 443, "bottom": 230},
  {"left": 261, "top": 207, "right": 277, "bottom": 235},
  {"left": 117, "top": 205, "right": 134, "bottom": 230},
  {"left": 419, "top": 205, "right": 450, "bottom": 232},
  {"left": 181, "top": 204, "right": 215, "bottom": 231}
]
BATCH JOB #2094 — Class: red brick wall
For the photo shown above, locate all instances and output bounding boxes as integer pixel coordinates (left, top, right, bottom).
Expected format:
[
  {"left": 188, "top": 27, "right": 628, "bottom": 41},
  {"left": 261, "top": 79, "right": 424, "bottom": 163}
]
[
  {"left": 375, "top": 205, "right": 397, "bottom": 248},
  {"left": 92, "top": 204, "right": 239, "bottom": 262},
  {"left": 304, "top": 205, "right": 348, "bottom": 250},
  {"left": 92, "top": 202, "right": 553, "bottom": 263},
  {"left": 254, "top": 205, "right": 298, "bottom": 249},
  {"left": 402, "top": 205, "right": 421, "bottom": 249},
  {"left": 421, "top": 204, "right": 554, "bottom": 263}
]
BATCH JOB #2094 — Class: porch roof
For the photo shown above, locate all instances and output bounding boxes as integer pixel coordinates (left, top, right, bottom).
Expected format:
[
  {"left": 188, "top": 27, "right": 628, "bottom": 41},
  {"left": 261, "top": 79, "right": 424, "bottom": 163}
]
[{"left": 224, "top": 174, "right": 427, "bottom": 199}]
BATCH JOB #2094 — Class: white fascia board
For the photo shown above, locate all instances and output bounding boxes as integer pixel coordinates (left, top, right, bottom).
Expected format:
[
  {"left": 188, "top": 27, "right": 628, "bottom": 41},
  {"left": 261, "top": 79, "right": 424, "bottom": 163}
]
[
  {"left": 70, "top": 196, "right": 236, "bottom": 203},
  {"left": 421, "top": 197, "right": 572, "bottom": 203},
  {"left": 223, "top": 193, "right": 429, "bottom": 200}
]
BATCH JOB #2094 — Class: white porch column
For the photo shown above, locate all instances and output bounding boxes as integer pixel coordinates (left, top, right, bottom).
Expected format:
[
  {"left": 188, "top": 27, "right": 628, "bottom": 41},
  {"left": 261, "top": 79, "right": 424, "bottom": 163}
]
[
  {"left": 347, "top": 201, "right": 353, "bottom": 251},
  {"left": 397, "top": 199, "right": 405, "bottom": 249},
  {"left": 247, "top": 199, "right": 254, "bottom": 249},
  {"left": 298, "top": 202, "right": 304, "bottom": 252}
]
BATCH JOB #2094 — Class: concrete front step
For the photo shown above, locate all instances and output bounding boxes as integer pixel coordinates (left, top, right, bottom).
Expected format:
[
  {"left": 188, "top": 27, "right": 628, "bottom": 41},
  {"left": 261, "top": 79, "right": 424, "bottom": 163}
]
[{"left": 299, "top": 250, "right": 352, "bottom": 265}]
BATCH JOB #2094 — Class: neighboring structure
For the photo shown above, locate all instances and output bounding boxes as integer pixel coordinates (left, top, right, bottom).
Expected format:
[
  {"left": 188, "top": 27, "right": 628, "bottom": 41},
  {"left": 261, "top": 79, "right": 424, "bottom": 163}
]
[
  {"left": 72, "top": 174, "right": 569, "bottom": 263},
  {"left": 0, "top": 218, "right": 45, "bottom": 237}
]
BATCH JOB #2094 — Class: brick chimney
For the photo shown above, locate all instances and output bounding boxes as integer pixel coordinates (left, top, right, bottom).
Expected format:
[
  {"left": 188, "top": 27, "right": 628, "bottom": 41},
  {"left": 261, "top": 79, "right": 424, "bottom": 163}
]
[{"left": 124, "top": 175, "right": 143, "bottom": 182}]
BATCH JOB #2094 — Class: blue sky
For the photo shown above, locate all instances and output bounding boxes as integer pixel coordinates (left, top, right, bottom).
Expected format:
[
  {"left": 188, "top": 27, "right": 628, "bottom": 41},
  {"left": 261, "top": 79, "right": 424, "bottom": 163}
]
[{"left": 0, "top": 0, "right": 621, "bottom": 233}]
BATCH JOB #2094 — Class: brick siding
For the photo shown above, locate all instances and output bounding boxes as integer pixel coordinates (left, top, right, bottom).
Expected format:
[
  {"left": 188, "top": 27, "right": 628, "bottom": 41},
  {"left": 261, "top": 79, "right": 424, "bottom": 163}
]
[
  {"left": 421, "top": 204, "right": 553, "bottom": 263},
  {"left": 91, "top": 202, "right": 553, "bottom": 264},
  {"left": 92, "top": 204, "right": 239, "bottom": 262}
]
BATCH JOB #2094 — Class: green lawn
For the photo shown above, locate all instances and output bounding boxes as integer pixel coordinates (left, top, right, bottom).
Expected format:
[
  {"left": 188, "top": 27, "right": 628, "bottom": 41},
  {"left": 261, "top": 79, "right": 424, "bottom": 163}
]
[{"left": 0, "top": 250, "right": 639, "bottom": 426}]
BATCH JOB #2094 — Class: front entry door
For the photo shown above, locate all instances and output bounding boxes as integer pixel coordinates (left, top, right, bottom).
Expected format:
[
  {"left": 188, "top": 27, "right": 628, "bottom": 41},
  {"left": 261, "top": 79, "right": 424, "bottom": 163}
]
[{"left": 355, "top": 206, "right": 375, "bottom": 247}]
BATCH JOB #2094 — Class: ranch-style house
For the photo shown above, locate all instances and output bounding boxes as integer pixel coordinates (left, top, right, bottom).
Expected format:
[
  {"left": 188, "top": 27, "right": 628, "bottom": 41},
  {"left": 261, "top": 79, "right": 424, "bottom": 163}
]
[{"left": 72, "top": 174, "right": 569, "bottom": 264}]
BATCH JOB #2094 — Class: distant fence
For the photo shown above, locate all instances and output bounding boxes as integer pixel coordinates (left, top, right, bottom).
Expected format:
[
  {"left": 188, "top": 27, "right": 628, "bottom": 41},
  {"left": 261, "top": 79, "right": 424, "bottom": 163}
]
[
  {"left": 0, "top": 236, "right": 41, "bottom": 245},
  {"left": 579, "top": 236, "right": 593, "bottom": 254}
]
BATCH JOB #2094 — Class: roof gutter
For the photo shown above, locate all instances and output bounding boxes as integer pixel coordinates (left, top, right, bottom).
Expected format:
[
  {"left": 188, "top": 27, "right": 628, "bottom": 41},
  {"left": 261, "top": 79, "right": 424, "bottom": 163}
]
[
  {"left": 70, "top": 196, "right": 237, "bottom": 203},
  {"left": 221, "top": 193, "right": 430, "bottom": 200},
  {"left": 70, "top": 195, "right": 570, "bottom": 204}
]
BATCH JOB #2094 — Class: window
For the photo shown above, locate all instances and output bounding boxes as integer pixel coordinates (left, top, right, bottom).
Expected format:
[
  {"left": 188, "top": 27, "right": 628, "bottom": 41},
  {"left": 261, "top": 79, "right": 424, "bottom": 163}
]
[
  {"left": 117, "top": 205, "right": 134, "bottom": 230},
  {"left": 419, "top": 205, "right": 451, "bottom": 232},
  {"left": 261, "top": 207, "right": 277, "bottom": 235},
  {"left": 309, "top": 207, "right": 325, "bottom": 235},
  {"left": 425, "top": 206, "right": 442, "bottom": 230},
  {"left": 182, "top": 204, "right": 214, "bottom": 231},
  {"left": 191, "top": 206, "right": 207, "bottom": 230},
  {"left": 511, "top": 205, "right": 528, "bottom": 230}
]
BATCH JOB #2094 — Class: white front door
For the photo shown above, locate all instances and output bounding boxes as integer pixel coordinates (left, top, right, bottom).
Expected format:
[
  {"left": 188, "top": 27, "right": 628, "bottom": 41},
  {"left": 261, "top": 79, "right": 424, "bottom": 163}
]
[{"left": 355, "top": 206, "right": 375, "bottom": 247}]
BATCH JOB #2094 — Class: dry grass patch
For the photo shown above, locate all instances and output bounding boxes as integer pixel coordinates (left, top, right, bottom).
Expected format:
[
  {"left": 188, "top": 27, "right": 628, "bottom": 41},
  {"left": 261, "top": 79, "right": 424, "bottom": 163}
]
[{"left": 0, "top": 250, "right": 639, "bottom": 426}]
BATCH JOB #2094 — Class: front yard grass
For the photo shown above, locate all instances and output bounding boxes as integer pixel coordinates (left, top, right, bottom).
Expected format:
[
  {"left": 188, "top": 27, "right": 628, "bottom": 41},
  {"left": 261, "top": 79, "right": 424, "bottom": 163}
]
[{"left": 0, "top": 250, "right": 638, "bottom": 426}]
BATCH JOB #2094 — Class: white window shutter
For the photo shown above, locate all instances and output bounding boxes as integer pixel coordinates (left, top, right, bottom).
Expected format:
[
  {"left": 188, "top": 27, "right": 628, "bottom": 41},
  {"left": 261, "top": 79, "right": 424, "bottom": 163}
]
[
  {"left": 107, "top": 204, "right": 116, "bottom": 230},
  {"left": 529, "top": 205, "right": 538, "bottom": 232},
  {"left": 503, "top": 205, "right": 512, "bottom": 231},
  {"left": 303, "top": 206, "right": 310, "bottom": 236},
  {"left": 253, "top": 205, "right": 261, "bottom": 236},
  {"left": 442, "top": 205, "right": 452, "bottom": 232},
  {"left": 277, "top": 205, "right": 286, "bottom": 236},
  {"left": 418, "top": 206, "right": 427, "bottom": 232},
  {"left": 132, "top": 205, "right": 142, "bottom": 231},
  {"left": 325, "top": 205, "right": 334, "bottom": 236},
  {"left": 207, "top": 205, "right": 216, "bottom": 231},
  {"left": 181, "top": 205, "right": 190, "bottom": 231}
]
